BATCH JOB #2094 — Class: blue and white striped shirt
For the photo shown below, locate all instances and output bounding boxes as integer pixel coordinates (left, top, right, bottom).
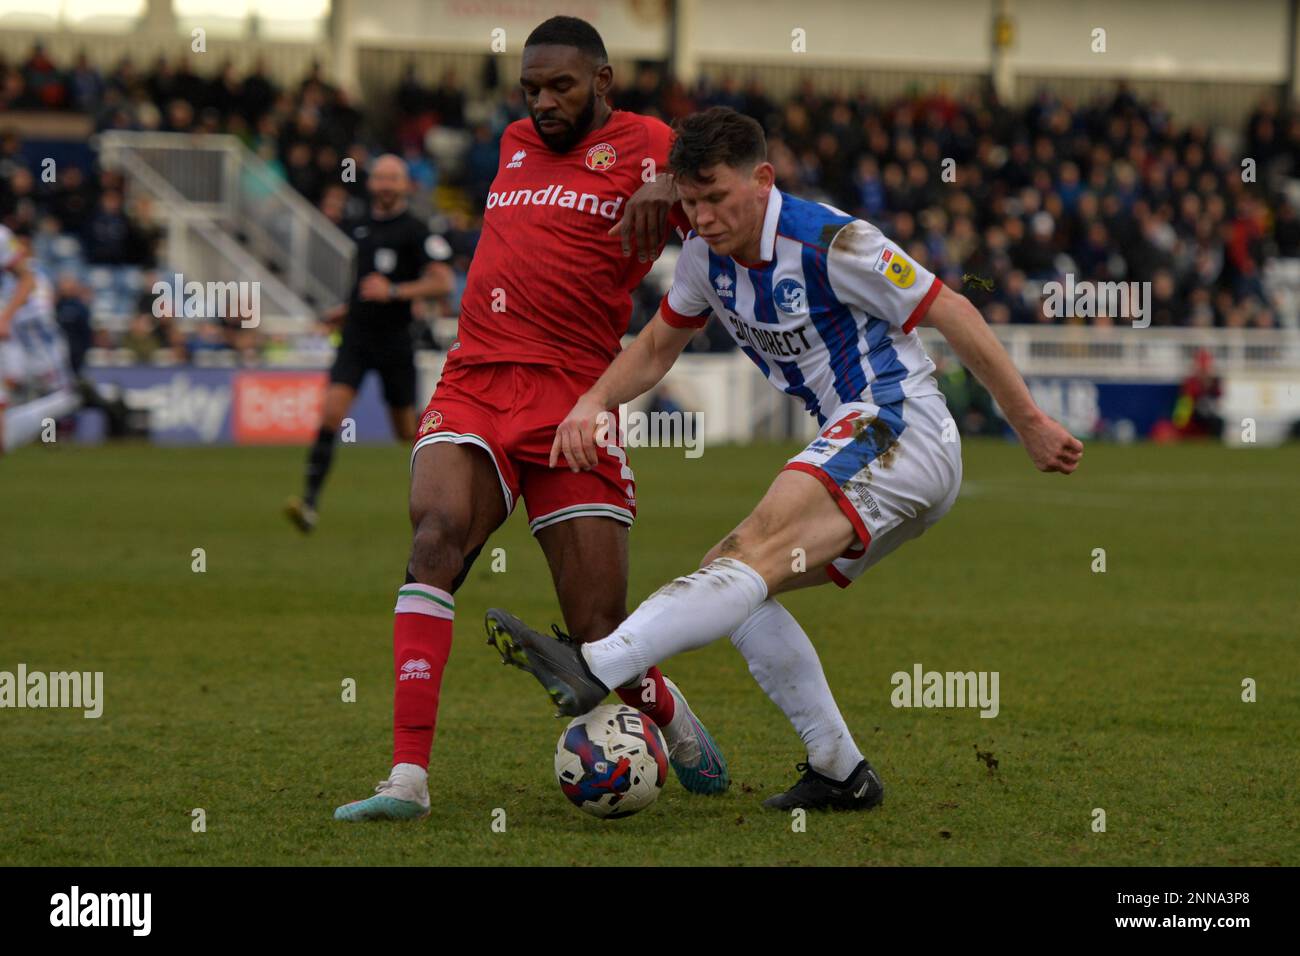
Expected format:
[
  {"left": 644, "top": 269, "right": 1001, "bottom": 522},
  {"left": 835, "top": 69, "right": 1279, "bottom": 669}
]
[{"left": 660, "top": 188, "right": 944, "bottom": 424}]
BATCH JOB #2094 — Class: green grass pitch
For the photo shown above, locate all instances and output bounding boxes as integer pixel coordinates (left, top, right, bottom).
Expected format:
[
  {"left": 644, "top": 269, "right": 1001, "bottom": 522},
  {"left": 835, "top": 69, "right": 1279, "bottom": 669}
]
[{"left": 1, "top": 437, "right": 1296, "bottom": 866}]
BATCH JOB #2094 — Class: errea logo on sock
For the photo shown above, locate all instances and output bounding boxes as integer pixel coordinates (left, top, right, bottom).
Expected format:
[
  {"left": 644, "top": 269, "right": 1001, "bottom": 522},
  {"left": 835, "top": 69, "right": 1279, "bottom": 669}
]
[{"left": 400, "top": 659, "right": 432, "bottom": 681}]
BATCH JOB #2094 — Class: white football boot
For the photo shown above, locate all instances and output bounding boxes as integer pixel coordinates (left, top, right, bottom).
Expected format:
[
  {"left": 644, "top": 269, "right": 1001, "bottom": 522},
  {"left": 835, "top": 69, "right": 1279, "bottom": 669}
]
[{"left": 334, "top": 763, "right": 430, "bottom": 822}]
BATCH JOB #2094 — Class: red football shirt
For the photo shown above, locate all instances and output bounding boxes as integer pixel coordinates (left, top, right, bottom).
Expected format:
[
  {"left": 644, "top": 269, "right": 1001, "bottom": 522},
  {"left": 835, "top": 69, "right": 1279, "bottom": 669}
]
[{"left": 449, "top": 110, "right": 685, "bottom": 380}]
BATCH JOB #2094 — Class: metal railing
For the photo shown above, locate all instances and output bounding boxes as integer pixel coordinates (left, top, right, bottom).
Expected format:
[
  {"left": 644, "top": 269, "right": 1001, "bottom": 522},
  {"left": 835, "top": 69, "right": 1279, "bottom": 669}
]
[
  {"left": 917, "top": 325, "right": 1300, "bottom": 379},
  {"left": 96, "top": 130, "right": 355, "bottom": 310},
  {"left": 98, "top": 142, "right": 316, "bottom": 332}
]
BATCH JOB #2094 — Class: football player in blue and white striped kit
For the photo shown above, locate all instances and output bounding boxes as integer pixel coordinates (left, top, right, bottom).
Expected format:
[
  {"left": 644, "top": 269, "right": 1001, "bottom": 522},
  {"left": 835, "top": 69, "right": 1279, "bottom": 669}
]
[
  {"left": 1, "top": 224, "right": 76, "bottom": 454},
  {"left": 486, "top": 107, "right": 1083, "bottom": 810}
]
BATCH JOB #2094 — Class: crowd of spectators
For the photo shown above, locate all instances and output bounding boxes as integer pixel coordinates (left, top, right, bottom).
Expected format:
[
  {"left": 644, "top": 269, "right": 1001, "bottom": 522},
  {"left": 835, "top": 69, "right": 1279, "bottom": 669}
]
[
  {"left": 1, "top": 43, "right": 1296, "bottom": 368},
  {"left": 0, "top": 45, "right": 373, "bottom": 363},
  {"left": 390, "top": 65, "right": 1298, "bottom": 333},
  {"left": 0, "top": 137, "right": 160, "bottom": 265}
]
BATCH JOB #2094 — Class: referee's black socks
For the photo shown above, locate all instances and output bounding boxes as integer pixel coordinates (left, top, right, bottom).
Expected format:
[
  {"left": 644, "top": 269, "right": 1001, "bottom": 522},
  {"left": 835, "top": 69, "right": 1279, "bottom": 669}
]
[{"left": 304, "top": 426, "right": 337, "bottom": 509}]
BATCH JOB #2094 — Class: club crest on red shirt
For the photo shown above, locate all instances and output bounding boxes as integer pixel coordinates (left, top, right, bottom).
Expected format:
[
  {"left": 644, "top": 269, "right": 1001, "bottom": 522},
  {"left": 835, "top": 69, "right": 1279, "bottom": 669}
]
[{"left": 585, "top": 143, "right": 617, "bottom": 171}]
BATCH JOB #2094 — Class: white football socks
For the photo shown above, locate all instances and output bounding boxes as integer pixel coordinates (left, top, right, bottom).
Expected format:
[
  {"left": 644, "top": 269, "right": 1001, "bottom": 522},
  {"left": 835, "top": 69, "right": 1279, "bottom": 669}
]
[
  {"left": 578, "top": 561, "right": 864, "bottom": 782},
  {"left": 582, "top": 557, "right": 769, "bottom": 691},
  {"left": 730, "top": 599, "right": 865, "bottom": 782},
  {"left": 390, "top": 762, "right": 427, "bottom": 785}
]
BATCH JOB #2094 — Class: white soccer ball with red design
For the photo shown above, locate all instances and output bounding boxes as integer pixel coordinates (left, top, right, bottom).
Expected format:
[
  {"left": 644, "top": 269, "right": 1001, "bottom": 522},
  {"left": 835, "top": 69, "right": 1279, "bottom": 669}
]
[{"left": 554, "top": 704, "right": 668, "bottom": 818}]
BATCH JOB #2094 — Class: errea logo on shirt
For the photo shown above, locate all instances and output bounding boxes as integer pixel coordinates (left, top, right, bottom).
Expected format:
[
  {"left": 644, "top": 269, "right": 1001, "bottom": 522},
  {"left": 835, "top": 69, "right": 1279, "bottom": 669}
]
[
  {"left": 507, "top": 149, "right": 527, "bottom": 169},
  {"left": 714, "top": 273, "right": 734, "bottom": 299},
  {"left": 875, "top": 248, "right": 916, "bottom": 289}
]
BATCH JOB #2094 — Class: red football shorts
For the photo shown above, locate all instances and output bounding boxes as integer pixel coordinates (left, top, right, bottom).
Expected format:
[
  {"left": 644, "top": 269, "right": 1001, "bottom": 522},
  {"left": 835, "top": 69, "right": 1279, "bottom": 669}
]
[{"left": 411, "top": 361, "right": 636, "bottom": 535}]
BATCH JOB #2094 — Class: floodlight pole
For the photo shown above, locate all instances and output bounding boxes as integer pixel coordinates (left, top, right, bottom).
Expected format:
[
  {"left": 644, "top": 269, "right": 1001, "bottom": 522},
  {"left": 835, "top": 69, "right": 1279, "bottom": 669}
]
[
  {"left": 1287, "top": 0, "right": 1299, "bottom": 104},
  {"left": 668, "top": 0, "right": 699, "bottom": 86},
  {"left": 330, "top": 0, "right": 361, "bottom": 102},
  {"left": 991, "top": 0, "right": 1015, "bottom": 105}
]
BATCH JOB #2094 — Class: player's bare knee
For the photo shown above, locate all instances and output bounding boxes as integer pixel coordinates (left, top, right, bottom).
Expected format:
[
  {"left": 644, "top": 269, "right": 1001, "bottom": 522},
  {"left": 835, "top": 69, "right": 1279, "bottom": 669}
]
[
  {"left": 408, "top": 512, "right": 470, "bottom": 588},
  {"left": 321, "top": 406, "right": 347, "bottom": 432},
  {"left": 706, "top": 529, "right": 767, "bottom": 567},
  {"left": 709, "top": 530, "right": 801, "bottom": 591},
  {"left": 700, "top": 531, "right": 753, "bottom": 568},
  {"left": 716, "top": 531, "right": 746, "bottom": 559},
  {"left": 742, "top": 506, "right": 788, "bottom": 542}
]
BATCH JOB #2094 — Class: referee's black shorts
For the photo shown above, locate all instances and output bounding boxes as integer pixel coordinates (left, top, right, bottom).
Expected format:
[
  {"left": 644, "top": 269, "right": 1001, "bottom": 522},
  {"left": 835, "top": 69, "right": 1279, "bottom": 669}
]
[{"left": 328, "top": 338, "right": 417, "bottom": 409}]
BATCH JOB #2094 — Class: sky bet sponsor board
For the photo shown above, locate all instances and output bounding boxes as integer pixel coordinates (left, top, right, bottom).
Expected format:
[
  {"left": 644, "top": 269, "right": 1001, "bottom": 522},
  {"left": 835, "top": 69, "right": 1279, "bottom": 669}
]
[
  {"left": 1019, "top": 379, "right": 1180, "bottom": 440},
  {"left": 77, "top": 368, "right": 395, "bottom": 445}
]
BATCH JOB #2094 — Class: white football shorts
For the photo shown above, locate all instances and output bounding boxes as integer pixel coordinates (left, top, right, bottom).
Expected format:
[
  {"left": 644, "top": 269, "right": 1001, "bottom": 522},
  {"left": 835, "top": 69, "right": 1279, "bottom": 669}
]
[{"left": 783, "top": 391, "right": 962, "bottom": 587}]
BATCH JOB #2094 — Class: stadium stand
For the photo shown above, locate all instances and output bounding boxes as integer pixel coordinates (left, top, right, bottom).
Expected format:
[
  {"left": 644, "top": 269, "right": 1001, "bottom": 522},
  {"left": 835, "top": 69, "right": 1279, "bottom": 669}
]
[
  {"left": 2, "top": 44, "right": 1297, "bottom": 364},
  {"left": 4, "top": 3, "right": 1300, "bottom": 447}
]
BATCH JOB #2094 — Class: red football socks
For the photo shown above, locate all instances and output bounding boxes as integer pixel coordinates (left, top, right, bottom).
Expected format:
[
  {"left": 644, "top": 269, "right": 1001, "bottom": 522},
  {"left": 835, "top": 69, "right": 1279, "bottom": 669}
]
[
  {"left": 391, "top": 584, "right": 455, "bottom": 768},
  {"left": 615, "top": 665, "right": 676, "bottom": 727}
]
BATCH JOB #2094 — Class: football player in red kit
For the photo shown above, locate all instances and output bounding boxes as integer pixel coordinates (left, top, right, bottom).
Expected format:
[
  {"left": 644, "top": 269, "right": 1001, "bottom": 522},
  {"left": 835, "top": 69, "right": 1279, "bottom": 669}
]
[{"left": 335, "top": 16, "right": 728, "bottom": 820}]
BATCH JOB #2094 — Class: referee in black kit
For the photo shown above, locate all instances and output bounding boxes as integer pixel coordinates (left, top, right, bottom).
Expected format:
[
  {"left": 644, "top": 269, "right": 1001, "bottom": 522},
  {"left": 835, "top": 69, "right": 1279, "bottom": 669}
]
[{"left": 287, "top": 154, "right": 453, "bottom": 533}]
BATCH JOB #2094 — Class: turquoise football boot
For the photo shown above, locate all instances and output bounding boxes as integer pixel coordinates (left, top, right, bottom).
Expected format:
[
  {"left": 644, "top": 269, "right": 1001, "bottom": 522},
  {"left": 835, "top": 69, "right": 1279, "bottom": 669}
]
[
  {"left": 662, "top": 677, "right": 730, "bottom": 795},
  {"left": 334, "top": 770, "right": 430, "bottom": 822}
]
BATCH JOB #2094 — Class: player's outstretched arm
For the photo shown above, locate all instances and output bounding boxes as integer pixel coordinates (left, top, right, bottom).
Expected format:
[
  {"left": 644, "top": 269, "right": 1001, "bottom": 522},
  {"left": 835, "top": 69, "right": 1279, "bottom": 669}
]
[
  {"left": 551, "top": 309, "right": 696, "bottom": 471},
  {"left": 920, "top": 284, "right": 1083, "bottom": 474}
]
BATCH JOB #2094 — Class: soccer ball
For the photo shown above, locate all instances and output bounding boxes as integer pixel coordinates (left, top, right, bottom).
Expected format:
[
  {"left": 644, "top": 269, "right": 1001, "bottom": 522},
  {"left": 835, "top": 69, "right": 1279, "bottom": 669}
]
[{"left": 555, "top": 704, "right": 668, "bottom": 819}]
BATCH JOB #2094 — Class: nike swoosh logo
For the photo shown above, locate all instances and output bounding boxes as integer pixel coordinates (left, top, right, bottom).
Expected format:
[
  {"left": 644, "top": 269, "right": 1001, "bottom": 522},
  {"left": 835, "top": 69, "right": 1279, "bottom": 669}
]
[
  {"left": 853, "top": 777, "right": 875, "bottom": 799},
  {"left": 687, "top": 715, "right": 723, "bottom": 776},
  {"left": 666, "top": 688, "right": 723, "bottom": 776}
]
